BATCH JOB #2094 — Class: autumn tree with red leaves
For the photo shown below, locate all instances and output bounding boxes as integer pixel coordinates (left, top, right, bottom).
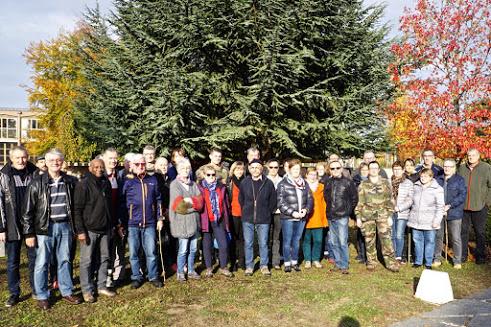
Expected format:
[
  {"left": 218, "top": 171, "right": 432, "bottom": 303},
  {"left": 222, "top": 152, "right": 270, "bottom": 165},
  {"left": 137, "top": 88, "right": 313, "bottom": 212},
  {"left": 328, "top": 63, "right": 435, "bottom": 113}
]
[{"left": 386, "top": 0, "right": 491, "bottom": 160}]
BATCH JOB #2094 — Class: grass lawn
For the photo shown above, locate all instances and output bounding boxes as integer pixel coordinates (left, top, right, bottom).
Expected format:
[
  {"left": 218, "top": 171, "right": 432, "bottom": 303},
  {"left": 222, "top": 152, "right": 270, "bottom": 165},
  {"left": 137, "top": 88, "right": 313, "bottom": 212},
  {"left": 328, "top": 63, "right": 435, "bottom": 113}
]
[{"left": 1, "top": 246, "right": 490, "bottom": 327}]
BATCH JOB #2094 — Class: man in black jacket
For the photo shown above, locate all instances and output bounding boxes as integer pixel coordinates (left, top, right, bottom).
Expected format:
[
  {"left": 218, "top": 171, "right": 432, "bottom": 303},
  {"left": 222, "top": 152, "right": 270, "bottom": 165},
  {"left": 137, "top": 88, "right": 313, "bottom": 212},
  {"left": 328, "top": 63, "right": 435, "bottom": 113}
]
[
  {"left": 23, "top": 149, "right": 81, "bottom": 310},
  {"left": 324, "top": 160, "right": 358, "bottom": 274},
  {"left": 75, "top": 159, "right": 116, "bottom": 303},
  {"left": 239, "top": 159, "right": 277, "bottom": 276},
  {"left": 0, "top": 146, "right": 37, "bottom": 307}
]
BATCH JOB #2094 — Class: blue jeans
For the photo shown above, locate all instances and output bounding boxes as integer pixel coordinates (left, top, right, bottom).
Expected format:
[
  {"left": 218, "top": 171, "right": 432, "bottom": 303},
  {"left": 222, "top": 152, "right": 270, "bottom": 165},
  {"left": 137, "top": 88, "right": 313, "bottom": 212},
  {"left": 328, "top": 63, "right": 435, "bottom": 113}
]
[
  {"left": 412, "top": 229, "right": 436, "bottom": 266},
  {"left": 34, "top": 222, "right": 74, "bottom": 300},
  {"left": 243, "top": 222, "right": 269, "bottom": 269},
  {"left": 127, "top": 226, "right": 158, "bottom": 282},
  {"left": 328, "top": 217, "right": 349, "bottom": 269},
  {"left": 177, "top": 235, "right": 198, "bottom": 274},
  {"left": 6, "top": 240, "right": 36, "bottom": 297},
  {"left": 281, "top": 219, "right": 306, "bottom": 265},
  {"left": 392, "top": 214, "right": 408, "bottom": 259}
]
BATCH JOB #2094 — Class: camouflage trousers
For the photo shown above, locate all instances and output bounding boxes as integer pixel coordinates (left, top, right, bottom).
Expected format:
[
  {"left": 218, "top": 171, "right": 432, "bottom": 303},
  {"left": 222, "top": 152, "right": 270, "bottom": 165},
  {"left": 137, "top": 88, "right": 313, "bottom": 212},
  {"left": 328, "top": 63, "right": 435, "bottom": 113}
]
[{"left": 360, "top": 219, "right": 397, "bottom": 267}]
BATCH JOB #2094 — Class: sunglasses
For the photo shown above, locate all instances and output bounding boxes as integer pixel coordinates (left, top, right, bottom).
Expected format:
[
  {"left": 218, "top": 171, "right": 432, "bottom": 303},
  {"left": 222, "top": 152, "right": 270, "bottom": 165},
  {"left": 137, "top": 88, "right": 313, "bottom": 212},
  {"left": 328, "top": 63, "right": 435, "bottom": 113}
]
[
  {"left": 206, "top": 173, "right": 216, "bottom": 177},
  {"left": 134, "top": 162, "right": 146, "bottom": 166},
  {"left": 330, "top": 167, "right": 342, "bottom": 170},
  {"left": 268, "top": 166, "right": 279, "bottom": 169}
]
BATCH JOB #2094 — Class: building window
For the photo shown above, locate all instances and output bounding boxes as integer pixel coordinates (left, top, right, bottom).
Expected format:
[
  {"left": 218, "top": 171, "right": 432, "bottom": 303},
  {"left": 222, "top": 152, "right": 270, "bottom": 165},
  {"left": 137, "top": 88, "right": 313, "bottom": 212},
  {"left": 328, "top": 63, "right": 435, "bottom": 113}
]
[
  {"left": 28, "top": 119, "right": 42, "bottom": 130},
  {"left": 1, "top": 118, "right": 17, "bottom": 139}
]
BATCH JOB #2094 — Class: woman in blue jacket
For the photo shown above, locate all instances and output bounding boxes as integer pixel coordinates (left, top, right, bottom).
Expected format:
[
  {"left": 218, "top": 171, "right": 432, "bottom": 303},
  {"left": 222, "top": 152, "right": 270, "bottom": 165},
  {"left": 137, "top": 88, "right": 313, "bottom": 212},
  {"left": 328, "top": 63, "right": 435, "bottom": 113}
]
[{"left": 433, "top": 159, "right": 467, "bottom": 269}]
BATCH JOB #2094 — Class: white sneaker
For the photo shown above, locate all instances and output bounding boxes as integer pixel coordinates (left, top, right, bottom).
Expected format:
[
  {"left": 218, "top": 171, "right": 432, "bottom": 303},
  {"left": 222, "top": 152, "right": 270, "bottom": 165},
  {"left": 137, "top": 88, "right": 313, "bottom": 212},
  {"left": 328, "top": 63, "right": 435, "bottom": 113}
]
[
  {"left": 313, "top": 261, "right": 322, "bottom": 268},
  {"left": 304, "top": 261, "right": 312, "bottom": 269}
]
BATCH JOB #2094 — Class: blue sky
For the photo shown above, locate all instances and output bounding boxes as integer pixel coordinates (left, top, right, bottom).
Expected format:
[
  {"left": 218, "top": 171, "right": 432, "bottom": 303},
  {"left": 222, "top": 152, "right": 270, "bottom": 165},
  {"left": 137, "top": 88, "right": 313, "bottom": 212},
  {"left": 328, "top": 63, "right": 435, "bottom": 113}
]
[{"left": 0, "top": 0, "right": 416, "bottom": 108}]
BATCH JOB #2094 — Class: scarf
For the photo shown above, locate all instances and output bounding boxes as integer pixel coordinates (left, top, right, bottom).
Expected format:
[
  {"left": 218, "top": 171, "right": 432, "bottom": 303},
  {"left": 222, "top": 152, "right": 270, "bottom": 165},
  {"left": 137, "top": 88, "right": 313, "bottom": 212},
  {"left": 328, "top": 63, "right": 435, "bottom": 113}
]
[
  {"left": 203, "top": 180, "right": 220, "bottom": 220},
  {"left": 287, "top": 174, "right": 305, "bottom": 189},
  {"left": 391, "top": 175, "right": 404, "bottom": 200}
]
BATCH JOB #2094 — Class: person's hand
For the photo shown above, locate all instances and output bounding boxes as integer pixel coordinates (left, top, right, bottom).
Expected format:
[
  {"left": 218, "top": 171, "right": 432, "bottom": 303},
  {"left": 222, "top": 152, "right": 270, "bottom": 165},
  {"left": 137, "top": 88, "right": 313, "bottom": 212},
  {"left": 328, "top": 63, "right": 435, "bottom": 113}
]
[
  {"left": 25, "top": 237, "right": 36, "bottom": 248},
  {"left": 387, "top": 217, "right": 393, "bottom": 227},
  {"left": 356, "top": 219, "right": 362, "bottom": 228},
  {"left": 78, "top": 233, "right": 87, "bottom": 245},
  {"left": 300, "top": 209, "right": 307, "bottom": 218},
  {"left": 444, "top": 205, "right": 451, "bottom": 212},
  {"left": 0, "top": 232, "right": 5, "bottom": 242},
  {"left": 157, "top": 220, "right": 164, "bottom": 231},
  {"left": 184, "top": 197, "right": 193, "bottom": 204},
  {"left": 432, "top": 222, "right": 440, "bottom": 229},
  {"left": 394, "top": 206, "right": 400, "bottom": 213},
  {"left": 292, "top": 211, "right": 301, "bottom": 219}
]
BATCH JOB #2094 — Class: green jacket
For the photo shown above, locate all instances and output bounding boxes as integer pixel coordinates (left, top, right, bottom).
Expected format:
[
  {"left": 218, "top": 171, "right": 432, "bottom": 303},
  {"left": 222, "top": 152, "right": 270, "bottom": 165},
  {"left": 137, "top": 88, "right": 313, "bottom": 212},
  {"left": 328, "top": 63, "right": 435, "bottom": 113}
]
[
  {"left": 355, "top": 177, "right": 393, "bottom": 221},
  {"left": 458, "top": 161, "right": 491, "bottom": 211}
]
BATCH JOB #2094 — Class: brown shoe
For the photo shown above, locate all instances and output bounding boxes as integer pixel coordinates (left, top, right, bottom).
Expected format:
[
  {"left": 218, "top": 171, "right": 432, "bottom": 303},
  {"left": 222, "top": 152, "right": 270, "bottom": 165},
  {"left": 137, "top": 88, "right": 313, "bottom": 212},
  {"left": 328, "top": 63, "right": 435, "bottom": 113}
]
[
  {"left": 63, "top": 295, "right": 82, "bottom": 305},
  {"left": 37, "top": 299, "right": 50, "bottom": 310},
  {"left": 366, "top": 264, "right": 376, "bottom": 271},
  {"left": 82, "top": 292, "right": 95, "bottom": 303}
]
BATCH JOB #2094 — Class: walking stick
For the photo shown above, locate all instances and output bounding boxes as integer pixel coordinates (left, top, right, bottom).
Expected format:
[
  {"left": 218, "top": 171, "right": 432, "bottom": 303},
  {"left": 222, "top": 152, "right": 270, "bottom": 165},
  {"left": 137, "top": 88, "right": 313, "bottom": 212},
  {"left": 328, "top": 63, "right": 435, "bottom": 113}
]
[
  {"left": 444, "top": 216, "right": 448, "bottom": 263},
  {"left": 158, "top": 229, "right": 166, "bottom": 283}
]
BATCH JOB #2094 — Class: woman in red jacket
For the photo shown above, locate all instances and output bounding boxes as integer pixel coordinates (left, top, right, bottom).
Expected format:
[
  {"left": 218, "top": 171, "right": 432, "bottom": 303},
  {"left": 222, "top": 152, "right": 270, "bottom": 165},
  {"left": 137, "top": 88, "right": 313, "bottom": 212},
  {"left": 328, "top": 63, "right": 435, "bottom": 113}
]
[{"left": 198, "top": 164, "right": 233, "bottom": 278}]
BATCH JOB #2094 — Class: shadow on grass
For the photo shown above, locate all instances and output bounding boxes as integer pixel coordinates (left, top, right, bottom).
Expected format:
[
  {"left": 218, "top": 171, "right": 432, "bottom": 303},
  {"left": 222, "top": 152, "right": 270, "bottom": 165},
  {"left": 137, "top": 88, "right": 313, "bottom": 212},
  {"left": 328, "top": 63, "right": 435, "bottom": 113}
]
[{"left": 338, "top": 316, "right": 360, "bottom": 327}]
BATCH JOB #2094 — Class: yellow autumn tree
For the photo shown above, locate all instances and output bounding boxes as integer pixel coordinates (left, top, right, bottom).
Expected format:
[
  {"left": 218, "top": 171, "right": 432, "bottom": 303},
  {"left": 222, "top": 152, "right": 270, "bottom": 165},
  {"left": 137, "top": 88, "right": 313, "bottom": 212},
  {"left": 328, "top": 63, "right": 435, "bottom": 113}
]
[{"left": 24, "top": 24, "right": 96, "bottom": 161}]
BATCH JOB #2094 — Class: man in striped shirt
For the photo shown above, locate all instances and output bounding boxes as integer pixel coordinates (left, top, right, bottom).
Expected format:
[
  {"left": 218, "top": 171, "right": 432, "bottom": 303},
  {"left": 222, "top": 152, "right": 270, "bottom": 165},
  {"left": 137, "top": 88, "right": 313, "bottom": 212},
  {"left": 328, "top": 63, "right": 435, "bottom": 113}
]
[{"left": 23, "top": 149, "right": 81, "bottom": 310}]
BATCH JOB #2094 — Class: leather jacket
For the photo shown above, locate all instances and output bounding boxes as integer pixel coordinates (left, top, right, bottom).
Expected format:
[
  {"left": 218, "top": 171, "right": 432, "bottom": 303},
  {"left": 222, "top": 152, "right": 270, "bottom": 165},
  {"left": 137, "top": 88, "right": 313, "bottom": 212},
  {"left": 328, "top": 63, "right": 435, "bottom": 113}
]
[
  {"left": 277, "top": 177, "right": 313, "bottom": 220},
  {"left": 323, "top": 175, "right": 358, "bottom": 220},
  {"left": 22, "top": 172, "right": 78, "bottom": 236}
]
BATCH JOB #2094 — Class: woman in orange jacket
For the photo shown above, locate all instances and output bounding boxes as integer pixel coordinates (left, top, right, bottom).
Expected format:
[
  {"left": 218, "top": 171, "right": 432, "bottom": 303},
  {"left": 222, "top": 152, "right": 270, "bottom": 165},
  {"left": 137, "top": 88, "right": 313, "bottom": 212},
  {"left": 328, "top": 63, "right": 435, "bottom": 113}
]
[{"left": 303, "top": 167, "right": 328, "bottom": 268}]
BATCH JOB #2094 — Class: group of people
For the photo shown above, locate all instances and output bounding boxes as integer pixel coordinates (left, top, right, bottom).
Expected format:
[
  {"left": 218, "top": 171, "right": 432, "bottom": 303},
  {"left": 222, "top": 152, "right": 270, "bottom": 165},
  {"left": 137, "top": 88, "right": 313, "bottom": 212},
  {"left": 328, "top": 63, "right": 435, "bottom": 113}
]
[{"left": 0, "top": 145, "right": 489, "bottom": 311}]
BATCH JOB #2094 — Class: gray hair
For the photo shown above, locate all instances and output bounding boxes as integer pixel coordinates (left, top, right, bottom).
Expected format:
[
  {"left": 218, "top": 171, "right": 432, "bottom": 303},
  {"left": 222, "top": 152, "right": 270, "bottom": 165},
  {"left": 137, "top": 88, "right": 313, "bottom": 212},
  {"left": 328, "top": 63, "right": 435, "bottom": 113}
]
[
  {"left": 176, "top": 158, "right": 191, "bottom": 170},
  {"left": 45, "top": 148, "right": 65, "bottom": 161},
  {"left": 444, "top": 158, "right": 457, "bottom": 166},
  {"left": 9, "top": 145, "right": 28, "bottom": 158},
  {"left": 130, "top": 154, "right": 145, "bottom": 163},
  {"left": 124, "top": 152, "right": 135, "bottom": 163}
]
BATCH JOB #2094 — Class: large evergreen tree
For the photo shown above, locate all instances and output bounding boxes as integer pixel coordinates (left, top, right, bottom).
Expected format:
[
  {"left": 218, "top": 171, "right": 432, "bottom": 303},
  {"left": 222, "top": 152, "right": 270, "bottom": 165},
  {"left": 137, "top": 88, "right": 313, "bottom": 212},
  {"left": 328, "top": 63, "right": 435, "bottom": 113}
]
[{"left": 79, "top": 0, "right": 392, "bottom": 160}]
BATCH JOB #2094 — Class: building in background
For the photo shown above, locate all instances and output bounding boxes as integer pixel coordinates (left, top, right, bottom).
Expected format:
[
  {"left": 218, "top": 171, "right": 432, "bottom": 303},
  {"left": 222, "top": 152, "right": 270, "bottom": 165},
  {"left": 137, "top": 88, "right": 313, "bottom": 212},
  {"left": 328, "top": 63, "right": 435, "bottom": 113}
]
[{"left": 0, "top": 107, "right": 42, "bottom": 165}]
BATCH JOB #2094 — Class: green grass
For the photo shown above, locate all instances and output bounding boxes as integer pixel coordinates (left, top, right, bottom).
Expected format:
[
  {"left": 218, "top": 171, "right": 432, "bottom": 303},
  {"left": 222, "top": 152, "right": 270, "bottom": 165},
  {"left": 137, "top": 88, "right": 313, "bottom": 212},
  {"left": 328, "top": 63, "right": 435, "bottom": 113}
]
[{"left": 1, "top": 247, "right": 490, "bottom": 327}]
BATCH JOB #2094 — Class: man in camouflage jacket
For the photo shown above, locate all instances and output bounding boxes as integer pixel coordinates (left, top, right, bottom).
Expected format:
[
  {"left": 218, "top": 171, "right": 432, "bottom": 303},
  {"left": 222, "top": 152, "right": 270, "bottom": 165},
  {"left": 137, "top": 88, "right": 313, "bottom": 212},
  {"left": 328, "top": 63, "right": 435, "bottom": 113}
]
[{"left": 355, "top": 161, "right": 399, "bottom": 272}]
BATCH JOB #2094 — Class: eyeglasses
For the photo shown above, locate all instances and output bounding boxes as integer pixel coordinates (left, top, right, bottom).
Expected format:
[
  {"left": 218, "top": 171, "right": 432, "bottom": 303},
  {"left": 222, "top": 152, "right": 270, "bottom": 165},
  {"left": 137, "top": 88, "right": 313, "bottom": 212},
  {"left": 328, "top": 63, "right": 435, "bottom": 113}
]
[
  {"left": 330, "top": 167, "right": 342, "bottom": 170},
  {"left": 443, "top": 166, "right": 455, "bottom": 168},
  {"left": 134, "top": 163, "right": 146, "bottom": 166},
  {"left": 206, "top": 173, "right": 216, "bottom": 177},
  {"left": 268, "top": 166, "right": 279, "bottom": 169}
]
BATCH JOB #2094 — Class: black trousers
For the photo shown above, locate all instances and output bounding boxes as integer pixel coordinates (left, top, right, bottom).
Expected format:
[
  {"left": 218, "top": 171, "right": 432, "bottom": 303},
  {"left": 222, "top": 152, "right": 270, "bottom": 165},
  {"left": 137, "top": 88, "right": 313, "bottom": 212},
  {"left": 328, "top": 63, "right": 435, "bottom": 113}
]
[{"left": 461, "top": 206, "right": 488, "bottom": 262}]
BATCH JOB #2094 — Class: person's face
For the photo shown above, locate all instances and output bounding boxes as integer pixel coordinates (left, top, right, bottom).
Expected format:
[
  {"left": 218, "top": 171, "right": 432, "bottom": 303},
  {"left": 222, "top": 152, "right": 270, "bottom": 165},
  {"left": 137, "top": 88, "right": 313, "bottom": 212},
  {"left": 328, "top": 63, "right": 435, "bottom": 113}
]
[
  {"left": 443, "top": 161, "right": 456, "bottom": 177},
  {"left": 46, "top": 154, "right": 63, "bottom": 175},
  {"left": 392, "top": 166, "right": 404, "bottom": 178},
  {"left": 36, "top": 159, "right": 47, "bottom": 171},
  {"left": 10, "top": 150, "right": 28, "bottom": 170},
  {"left": 368, "top": 164, "right": 380, "bottom": 178},
  {"left": 467, "top": 150, "right": 480, "bottom": 165},
  {"left": 316, "top": 165, "right": 325, "bottom": 177},
  {"left": 363, "top": 152, "right": 375, "bottom": 164},
  {"left": 290, "top": 164, "right": 301, "bottom": 179},
  {"left": 360, "top": 166, "right": 369, "bottom": 177},
  {"left": 204, "top": 169, "right": 217, "bottom": 184},
  {"left": 103, "top": 151, "right": 118, "bottom": 171},
  {"left": 283, "top": 162, "right": 290, "bottom": 174},
  {"left": 132, "top": 160, "right": 146, "bottom": 175},
  {"left": 329, "top": 163, "right": 342, "bottom": 178},
  {"left": 89, "top": 160, "right": 105, "bottom": 178},
  {"left": 420, "top": 173, "right": 432, "bottom": 185},
  {"left": 404, "top": 161, "right": 415, "bottom": 174},
  {"left": 249, "top": 163, "right": 263, "bottom": 178},
  {"left": 155, "top": 158, "right": 168, "bottom": 174},
  {"left": 267, "top": 161, "right": 279, "bottom": 177},
  {"left": 173, "top": 152, "right": 184, "bottom": 164},
  {"left": 422, "top": 151, "right": 434, "bottom": 166},
  {"left": 307, "top": 171, "right": 318, "bottom": 183},
  {"left": 143, "top": 149, "right": 156, "bottom": 163},
  {"left": 247, "top": 150, "right": 260, "bottom": 162},
  {"left": 177, "top": 164, "right": 191, "bottom": 178},
  {"left": 209, "top": 151, "right": 222, "bottom": 165},
  {"left": 233, "top": 166, "right": 244, "bottom": 179}
]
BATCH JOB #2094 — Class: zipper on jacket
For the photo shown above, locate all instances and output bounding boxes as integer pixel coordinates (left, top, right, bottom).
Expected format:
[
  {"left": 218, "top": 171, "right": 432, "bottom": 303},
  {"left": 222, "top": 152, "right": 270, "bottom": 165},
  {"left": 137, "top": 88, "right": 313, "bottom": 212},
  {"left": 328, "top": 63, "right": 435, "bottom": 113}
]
[
  {"left": 252, "top": 178, "right": 266, "bottom": 224},
  {"left": 129, "top": 204, "right": 133, "bottom": 220},
  {"left": 465, "top": 168, "right": 473, "bottom": 211},
  {"left": 139, "top": 177, "right": 146, "bottom": 226}
]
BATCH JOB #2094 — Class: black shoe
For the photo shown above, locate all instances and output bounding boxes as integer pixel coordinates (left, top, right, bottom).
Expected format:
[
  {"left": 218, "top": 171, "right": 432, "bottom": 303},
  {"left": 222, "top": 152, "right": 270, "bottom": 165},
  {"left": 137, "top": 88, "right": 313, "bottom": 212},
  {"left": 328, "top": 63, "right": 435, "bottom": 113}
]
[
  {"left": 293, "top": 264, "right": 301, "bottom": 272},
  {"left": 5, "top": 295, "right": 19, "bottom": 307},
  {"left": 131, "top": 280, "right": 143, "bottom": 289},
  {"left": 412, "top": 264, "right": 422, "bottom": 268},
  {"left": 425, "top": 266, "right": 432, "bottom": 270},
  {"left": 476, "top": 259, "right": 486, "bottom": 265},
  {"left": 151, "top": 279, "right": 163, "bottom": 288},
  {"left": 284, "top": 266, "right": 292, "bottom": 273}
]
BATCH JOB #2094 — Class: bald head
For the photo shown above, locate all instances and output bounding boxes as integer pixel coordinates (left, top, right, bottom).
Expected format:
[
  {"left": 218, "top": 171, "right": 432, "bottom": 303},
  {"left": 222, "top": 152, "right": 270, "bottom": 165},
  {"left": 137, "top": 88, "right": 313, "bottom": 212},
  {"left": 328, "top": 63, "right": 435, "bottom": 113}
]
[{"left": 89, "top": 159, "right": 105, "bottom": 178}]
